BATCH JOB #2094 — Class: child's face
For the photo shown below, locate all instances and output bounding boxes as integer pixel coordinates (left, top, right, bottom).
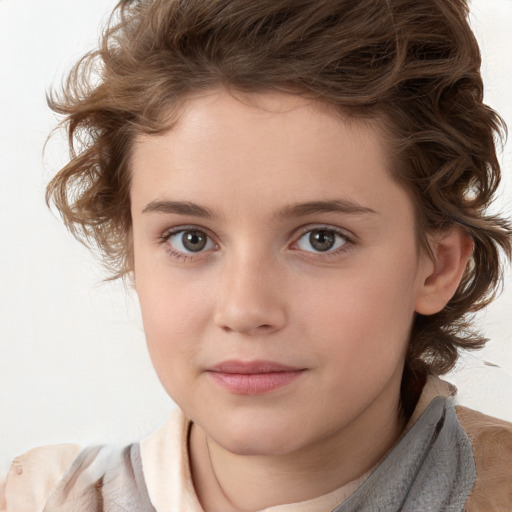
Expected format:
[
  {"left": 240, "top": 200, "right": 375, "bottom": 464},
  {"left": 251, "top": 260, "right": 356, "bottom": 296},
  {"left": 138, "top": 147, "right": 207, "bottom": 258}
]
[{"left": 130, "top": 89, "right": 432, "bottom": 456}]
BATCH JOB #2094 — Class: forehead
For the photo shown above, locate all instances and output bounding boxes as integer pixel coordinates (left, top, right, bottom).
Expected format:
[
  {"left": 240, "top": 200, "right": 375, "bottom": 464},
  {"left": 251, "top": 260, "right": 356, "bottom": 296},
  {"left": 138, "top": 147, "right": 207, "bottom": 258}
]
[
  {"left": 129, "top": 89, "right": 411, "bottom": 224},
  {"left": 134, "top": 89, "right": 383, "bottom": 153}
]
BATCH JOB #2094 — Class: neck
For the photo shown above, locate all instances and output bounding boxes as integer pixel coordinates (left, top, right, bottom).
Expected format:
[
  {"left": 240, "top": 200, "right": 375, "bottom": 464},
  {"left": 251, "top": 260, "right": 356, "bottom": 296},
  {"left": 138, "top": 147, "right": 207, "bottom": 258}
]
[{"left": 189, "top": 387, "right": 405, "bottom": 512}]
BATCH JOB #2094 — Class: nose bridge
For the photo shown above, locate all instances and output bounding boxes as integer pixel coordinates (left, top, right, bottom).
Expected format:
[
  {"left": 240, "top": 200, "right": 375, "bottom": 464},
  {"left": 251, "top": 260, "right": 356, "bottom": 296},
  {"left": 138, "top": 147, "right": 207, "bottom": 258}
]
[{"left": 214, "top": 244, "right": 286, "bottom": 334}]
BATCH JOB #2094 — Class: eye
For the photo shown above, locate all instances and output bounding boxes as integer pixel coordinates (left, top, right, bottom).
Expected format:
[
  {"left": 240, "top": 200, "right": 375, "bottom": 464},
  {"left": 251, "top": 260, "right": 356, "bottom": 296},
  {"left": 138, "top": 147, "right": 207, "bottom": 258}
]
[
  {"left": 165, "top": 229, "right": 215, "bottom": 254},
  {"left": 295, "top": 228, "right": 348, "bottom": 253}
]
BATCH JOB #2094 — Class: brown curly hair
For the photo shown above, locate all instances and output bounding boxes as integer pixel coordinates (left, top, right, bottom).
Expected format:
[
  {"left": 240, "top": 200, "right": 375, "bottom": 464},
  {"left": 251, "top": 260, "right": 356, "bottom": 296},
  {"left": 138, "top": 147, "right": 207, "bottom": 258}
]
[{"left": 46, "top": 0, "right": 511, "bottom": 383}]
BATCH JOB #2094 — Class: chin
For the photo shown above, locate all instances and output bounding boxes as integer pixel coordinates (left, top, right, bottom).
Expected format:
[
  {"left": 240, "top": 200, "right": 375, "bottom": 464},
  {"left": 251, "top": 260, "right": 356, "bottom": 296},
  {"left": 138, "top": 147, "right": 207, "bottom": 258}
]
[
  {"left": 220, "top": 435, "right": 297, "bottom": 457},
  {"left": 210, "top": 416, "right": 310, "bottom": 457}
]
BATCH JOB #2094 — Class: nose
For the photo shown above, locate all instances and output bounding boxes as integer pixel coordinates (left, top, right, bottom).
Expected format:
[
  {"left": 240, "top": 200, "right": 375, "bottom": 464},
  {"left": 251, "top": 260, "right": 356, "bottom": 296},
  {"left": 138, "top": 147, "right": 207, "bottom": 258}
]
[{"left": 214, "top": 252, "right": 287, "bottom": 336}]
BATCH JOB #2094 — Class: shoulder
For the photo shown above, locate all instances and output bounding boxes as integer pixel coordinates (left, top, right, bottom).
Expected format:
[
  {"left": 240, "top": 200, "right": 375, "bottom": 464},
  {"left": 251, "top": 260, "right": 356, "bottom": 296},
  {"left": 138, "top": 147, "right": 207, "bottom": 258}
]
[
  {"left": 1, "top": 443, "right": 82, "bottom": 512},
  {"left": 455, "top": 405, "right": 512, "bottom": 511},
  {"left": 1, "top": 443, "right": 155, "bottom": 512},
  {"left": 456, "top": 405, "right": 512, "bottom": 469}
]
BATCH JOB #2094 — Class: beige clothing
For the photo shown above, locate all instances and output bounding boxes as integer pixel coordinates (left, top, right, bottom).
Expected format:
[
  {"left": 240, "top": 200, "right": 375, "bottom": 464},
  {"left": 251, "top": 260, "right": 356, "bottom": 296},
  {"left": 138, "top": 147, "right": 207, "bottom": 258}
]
[
  {"left": 1, "top": 377, "right": 511, "bottom": 511},
  {"left": 0, "top": 412, "right": 368, "bottom": 512}
]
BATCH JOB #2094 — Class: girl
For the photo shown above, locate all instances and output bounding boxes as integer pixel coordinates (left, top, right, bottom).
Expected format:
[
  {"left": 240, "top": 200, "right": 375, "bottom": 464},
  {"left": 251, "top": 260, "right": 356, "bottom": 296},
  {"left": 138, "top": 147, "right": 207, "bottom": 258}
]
[{"left": 2, "top": 0, "right": 511, "bottom": 510}]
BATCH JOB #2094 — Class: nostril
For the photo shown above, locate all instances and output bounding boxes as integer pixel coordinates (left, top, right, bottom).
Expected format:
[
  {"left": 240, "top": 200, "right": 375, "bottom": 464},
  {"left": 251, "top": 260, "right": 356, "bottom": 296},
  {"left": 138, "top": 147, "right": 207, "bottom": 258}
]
[{"left": 221, "top": 323, "right": 273, "bottom": 333}]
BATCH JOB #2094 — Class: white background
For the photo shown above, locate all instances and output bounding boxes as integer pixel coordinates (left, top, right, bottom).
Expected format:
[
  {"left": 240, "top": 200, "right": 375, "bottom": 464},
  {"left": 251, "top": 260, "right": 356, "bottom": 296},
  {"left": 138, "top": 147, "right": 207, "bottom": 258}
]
[{"left": 0, "top": 0, "right": 511, "bottom": 470}]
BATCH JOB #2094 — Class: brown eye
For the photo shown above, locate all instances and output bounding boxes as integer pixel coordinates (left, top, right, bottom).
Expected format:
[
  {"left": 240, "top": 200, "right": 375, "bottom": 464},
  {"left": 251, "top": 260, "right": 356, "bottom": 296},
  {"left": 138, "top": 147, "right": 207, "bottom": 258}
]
[
  {"left": 309, "top": 230, "right": 336, "bottom": 252},
  {"left": 296, "top": 228, "right": 348, "bottom": 253},
  {"left": 182, "top": 230, "right": 208, "bottom": 252},
  {"left": 166, "top": 229, "right": 214, "bottom": 254}
]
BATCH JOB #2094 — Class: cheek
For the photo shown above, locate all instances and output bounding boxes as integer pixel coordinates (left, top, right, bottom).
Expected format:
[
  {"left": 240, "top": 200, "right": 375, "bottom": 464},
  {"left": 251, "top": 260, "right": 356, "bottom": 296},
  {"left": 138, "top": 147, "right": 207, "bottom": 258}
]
[
  {"left": 135, "top": 273, "right": 212, "bottom": 388},
  {"left": 296, "top": 256, "right": 420, "bottom": 366},
  {"left": 135, "top": 249, "right": 212, "bottom": 336}
]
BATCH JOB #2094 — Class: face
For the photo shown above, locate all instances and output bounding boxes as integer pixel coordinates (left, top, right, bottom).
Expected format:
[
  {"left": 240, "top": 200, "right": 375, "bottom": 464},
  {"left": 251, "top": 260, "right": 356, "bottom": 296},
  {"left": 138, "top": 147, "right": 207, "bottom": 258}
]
[{"left": 130, "top": 89, "right": 431, "bottom": 457}]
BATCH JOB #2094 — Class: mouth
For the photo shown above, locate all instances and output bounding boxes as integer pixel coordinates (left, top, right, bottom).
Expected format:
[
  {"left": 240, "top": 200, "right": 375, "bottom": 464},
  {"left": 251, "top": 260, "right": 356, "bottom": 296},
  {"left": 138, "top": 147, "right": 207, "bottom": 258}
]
[{"left": 207, "top": 360, "right": 306, "bottom": 395}]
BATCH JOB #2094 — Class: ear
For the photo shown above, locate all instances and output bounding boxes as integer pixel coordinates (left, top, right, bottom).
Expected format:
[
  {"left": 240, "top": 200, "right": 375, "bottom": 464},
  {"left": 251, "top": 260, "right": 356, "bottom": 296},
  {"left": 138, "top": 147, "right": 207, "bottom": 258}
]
[{"left": 415, "top": 227, "right": 474, "bottom": 315}]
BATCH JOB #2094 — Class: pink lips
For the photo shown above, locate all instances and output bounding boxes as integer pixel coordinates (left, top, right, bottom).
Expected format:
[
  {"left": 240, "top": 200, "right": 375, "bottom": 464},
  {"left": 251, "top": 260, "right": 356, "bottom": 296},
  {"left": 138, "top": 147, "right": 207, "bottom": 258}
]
[{"left": 207, "top": 360, "right": 305, "bottom": 395}]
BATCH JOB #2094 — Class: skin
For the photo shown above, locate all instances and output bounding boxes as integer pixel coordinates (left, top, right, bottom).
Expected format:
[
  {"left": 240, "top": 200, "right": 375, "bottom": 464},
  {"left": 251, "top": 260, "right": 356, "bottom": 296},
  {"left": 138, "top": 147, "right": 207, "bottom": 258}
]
[{"left": 130, "top": 89, "right": 469, "bottom": 511}]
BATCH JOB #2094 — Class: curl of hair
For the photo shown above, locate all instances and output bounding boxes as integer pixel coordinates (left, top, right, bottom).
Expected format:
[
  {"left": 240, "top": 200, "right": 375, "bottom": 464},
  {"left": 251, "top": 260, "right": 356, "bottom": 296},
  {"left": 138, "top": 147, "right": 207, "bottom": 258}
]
[{"left": 47, "top": 0, "right": 512, "bottom": 379}]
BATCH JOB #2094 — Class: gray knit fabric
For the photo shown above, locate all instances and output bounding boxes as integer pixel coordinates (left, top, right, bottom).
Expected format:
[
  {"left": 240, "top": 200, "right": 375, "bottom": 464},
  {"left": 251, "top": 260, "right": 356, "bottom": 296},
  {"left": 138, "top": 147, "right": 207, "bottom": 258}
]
[{"left": 332, "top": 397, "right": 476, "bottom": 512}]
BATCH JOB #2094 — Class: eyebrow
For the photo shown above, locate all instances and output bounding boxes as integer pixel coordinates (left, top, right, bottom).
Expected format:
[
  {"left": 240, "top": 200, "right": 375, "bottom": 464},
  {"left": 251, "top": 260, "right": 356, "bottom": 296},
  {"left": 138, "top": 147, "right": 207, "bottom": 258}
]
[
  {"left": 142, "top": 199, "right": 377, "bottom": 219},
  {"left": 274, "top": 199, "right": 377, "bottom": 219},
  {"left": 142, "top": 201, "right": 215, "bottom": 218}
]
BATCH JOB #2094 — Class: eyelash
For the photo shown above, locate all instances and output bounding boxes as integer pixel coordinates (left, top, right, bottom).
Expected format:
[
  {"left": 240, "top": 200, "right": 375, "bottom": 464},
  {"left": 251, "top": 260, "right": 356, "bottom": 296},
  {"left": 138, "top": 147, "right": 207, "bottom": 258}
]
[
  {"left": 292, "top": 225, "right": 354, "bottom": 260},
  {"left": 158, "top": 224, "right": 355, "bottom": 262},
  {"left": 158, "top": 225, "right": 216, "bottom": 262}
]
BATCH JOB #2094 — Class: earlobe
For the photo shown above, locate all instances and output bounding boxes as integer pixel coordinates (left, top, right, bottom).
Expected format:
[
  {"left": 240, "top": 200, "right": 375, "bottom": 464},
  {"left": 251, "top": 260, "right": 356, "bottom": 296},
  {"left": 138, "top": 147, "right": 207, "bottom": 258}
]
[{"left": 414, "top": 227, "right": 474, "bottom": 316}]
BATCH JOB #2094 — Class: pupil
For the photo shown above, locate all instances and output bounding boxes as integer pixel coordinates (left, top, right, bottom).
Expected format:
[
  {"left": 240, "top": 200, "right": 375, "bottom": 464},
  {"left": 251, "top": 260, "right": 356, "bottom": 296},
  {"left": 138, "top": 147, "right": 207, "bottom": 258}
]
[
  {"left": 310, "top": 230, "right": 335, "bottom": 252},
  {"left": 182, "top": 230, "right": 207, "bottom": 252}
]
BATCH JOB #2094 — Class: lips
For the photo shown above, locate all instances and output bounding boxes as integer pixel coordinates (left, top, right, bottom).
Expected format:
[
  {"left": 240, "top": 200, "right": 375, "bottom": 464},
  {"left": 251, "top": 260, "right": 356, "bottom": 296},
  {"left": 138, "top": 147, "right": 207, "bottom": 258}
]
[
  {"left": 210, "top": 360, "right": 302, "bottom": 374},
  {"left": 207, "top": 360, "right": 306, "bottom": 395}
]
